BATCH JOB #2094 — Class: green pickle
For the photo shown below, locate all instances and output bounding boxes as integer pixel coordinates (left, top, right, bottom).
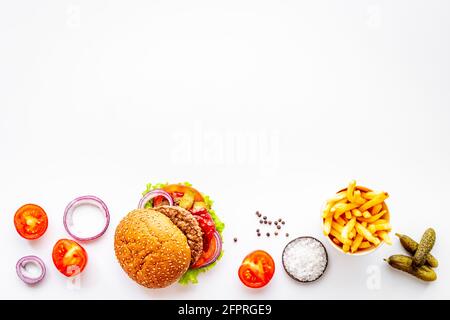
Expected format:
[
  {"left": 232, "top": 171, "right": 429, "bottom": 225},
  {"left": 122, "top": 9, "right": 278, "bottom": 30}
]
[
  {"left": 385, "top": 255, "right": 437, "bottom": 282},
  {"left": 395, "top": 233, "right": 438, "bottom": 268},
  {"left": 179, "top": 190, "right": 195, "bottom": 210},
  {"left": 413, "top": 228, "right": 436, "bottom": 267}
]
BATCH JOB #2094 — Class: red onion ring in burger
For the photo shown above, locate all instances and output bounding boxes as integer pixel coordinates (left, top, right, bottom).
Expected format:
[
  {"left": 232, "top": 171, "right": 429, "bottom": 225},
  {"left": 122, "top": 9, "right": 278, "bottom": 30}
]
[
  {"left": 138, "top": 189, "right": 173, "bottom": 209},
  {"left": 192, "top": 231, "right": 222, "bottom": 269},
  {"left": 63, "top": 195, "right": 110, "bottom": 241},
  {"left": 16, "top": 255, "right": 46, "bottom": 285}
]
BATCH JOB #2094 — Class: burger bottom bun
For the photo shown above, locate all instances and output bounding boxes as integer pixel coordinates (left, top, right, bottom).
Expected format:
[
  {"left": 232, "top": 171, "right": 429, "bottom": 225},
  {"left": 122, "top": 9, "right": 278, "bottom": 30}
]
[{"left": 114, "top": 209, "right": 191, "bottom": 288}]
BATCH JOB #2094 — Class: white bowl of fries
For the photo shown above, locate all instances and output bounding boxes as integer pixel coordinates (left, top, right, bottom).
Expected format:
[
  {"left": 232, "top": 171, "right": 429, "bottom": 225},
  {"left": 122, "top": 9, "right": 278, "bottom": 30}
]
[{"left": 322, "top": 181, "right": 392, "bottom": 255}]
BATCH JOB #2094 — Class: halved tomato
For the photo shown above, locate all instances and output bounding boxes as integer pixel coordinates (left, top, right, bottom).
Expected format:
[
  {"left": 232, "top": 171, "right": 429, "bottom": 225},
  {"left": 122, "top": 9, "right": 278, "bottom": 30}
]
[
  {"left": 52, "top": 239, "right": 88, "bottom": 277},
  {"left": 14, "top": 204, "right": 48, "bottom": 240},
  {"left": 238, "top": 250, "right": 275, "bottom": 288}
]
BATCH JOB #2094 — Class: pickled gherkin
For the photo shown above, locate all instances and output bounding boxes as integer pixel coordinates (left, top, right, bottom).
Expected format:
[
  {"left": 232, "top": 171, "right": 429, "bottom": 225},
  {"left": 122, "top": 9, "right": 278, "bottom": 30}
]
[
  {"left": 179, "top": 191, "right": 195, "bottom": 210},
  {"left": 385, "top": 255, "right": 437, "bottom": 282},
  {"left": 413, "top": 228, "right": 436, "bottom": 267},
  {"left": 395, "top": 233, "right": 438, "bottom": 268}
]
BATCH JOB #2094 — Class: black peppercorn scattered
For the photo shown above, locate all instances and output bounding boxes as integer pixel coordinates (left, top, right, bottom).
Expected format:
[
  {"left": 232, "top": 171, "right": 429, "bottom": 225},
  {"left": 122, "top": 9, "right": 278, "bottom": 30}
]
[
  {"left": 234, "top": 237, "right": 238, "bottom": 242},
  {"left": 254, "top": 211, "right": 289, "bottom": 240}
]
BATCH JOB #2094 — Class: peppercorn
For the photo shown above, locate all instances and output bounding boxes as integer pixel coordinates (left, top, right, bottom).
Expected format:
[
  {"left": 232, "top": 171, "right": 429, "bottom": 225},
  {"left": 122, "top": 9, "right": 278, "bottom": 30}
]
[
  {"left": 266, "top": 233, "right": 270, "bottom": 237},
  {"left": 277, "top": 225, "right": 281, "bottom": 230},
  {"left": 268, "top": 221, "right": 272, "bottom": 225},
  {"left": 263, "top": 216, "right": 267, "bottom": 220},
  {"left": 278, "top": 219, "right": 282, "bottom": 222},
  {"left": 233, "top": 237, "right": 238, "bottom": 242},
  {"left": 286, "top": 233, "right": 289, "bottom": 237},
  {"left": 259, "top": 220, "right": 263, "bottom": 224},
  {"left": 282, "top": 221, "right": 285, "bottom": 225},
  {"left": 275, "top": 232, "right": 278, "bottom": 236},
  {"left": 274, "top": 221, "right": 278, "bottom": 225}
]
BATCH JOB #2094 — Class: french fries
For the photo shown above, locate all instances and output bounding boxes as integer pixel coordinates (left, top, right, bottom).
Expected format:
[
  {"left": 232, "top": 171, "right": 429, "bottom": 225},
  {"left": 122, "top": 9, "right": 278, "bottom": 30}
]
[
  {"left": 342, "top": 217, "right": 356, "bottom": 239},
  {"left": 323, "top": 215, "right": 332, "bottom": 236},
  {"left": 345, "top": 211, "right": 352, "bottom": 220},
  {"left": 351, "top": 234, "right": 364, "bottom": 253},
  {"left": 359, "top": 241, "right": 372, "bottom": 249},
  {"left": 362, "top": 211, "right": 372, "bottom": 218},
  {"left": 322, "top": 180, "right": 391, "bottom": 254}
]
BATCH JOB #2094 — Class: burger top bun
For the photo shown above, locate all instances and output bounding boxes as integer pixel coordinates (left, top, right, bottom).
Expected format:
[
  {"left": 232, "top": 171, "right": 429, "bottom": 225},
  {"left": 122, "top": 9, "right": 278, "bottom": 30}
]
[{"left": 114, "top": 209, "right": 191, "bottom": 288}]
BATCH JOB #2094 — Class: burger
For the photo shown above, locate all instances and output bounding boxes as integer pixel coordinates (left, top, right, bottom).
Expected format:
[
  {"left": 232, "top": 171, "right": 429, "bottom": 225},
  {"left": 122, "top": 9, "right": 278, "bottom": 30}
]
[{"left": 114, "top": 183, "right": 224, "bottom": 288}]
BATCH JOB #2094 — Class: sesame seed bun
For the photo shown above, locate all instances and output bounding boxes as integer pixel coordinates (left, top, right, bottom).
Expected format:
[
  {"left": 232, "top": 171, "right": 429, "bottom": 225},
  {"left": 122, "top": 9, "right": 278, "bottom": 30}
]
[{"left": 114, "top": 209, "right": 191, "bottom": 288}]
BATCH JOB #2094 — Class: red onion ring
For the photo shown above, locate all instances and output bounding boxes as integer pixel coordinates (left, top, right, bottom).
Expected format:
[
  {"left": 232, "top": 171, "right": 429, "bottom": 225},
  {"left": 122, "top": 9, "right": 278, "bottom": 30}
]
[
  {"left": 138, "top": 189, "right": 173, "bottom": 209},
  {"left": 192, "top": 231, "right": 222, "bottom": 269},
  {"left": 16, "top": 255, "right": 46, "bottom": 285},
  {"left": 63, "top": 195, "right": 110, "bottom": 242}
]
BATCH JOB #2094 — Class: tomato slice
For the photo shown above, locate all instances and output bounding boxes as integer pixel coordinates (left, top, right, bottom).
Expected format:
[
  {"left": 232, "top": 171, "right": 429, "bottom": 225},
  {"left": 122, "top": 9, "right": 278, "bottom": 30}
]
[
  {"left": 14, "top": 204, "right": 48, "bottom": 240},
  {"left": 162, "top": 184, "right": 204, "bottom": 204},
  {"left": 191, "top": 233, "right": 219, "bottom": 269},
  {"left": 52, "top": 239, "right": 88, "bottom": 277},
  {"left": 238, "top": 250, "right": 275, "bottom": 288}
]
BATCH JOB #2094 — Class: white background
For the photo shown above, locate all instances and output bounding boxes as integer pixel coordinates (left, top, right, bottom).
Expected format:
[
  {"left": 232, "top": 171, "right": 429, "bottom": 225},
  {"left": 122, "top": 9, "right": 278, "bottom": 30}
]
[{"left": 1, "top": 0, "right": 449, "bottom": 300}]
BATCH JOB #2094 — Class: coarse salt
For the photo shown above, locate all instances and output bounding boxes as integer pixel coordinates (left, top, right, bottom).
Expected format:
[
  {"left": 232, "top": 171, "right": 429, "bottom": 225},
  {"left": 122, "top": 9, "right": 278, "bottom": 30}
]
[{"left": 283, "top": 237, "right": 328, "bottom": 282}]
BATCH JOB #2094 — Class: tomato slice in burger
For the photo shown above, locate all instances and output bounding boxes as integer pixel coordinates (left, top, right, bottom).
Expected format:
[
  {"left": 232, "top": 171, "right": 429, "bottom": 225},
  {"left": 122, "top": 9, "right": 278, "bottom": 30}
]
[
  {"left": 162, "top": 184, "right": 204, "bottom": 202},
  {"left": 52, "top": 239, "right": 88, "bottom": 277},
  {"left": 238, "top": 250, "right": 275, "bottom": 288},
  {"left": 14, "top": 204, "right": 48, "bottom": 240},
  {"left": 191, "top": 232, "right": 219, "bottom": 269}
]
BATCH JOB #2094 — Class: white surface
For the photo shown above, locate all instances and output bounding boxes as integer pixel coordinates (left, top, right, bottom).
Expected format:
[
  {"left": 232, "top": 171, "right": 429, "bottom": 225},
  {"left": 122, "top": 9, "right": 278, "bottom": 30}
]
[{"left": 1, "top": 0, "right": 449, "bottom": 300}]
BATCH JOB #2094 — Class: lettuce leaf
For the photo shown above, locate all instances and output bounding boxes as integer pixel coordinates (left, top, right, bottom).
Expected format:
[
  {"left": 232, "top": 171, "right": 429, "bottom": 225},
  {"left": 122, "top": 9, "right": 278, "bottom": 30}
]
[
  {"left": 142, "top": 182, "right": 225, "bottom": 285},
  {"left": 178, "top": 251, "right": 224, "bottom": 285}
]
